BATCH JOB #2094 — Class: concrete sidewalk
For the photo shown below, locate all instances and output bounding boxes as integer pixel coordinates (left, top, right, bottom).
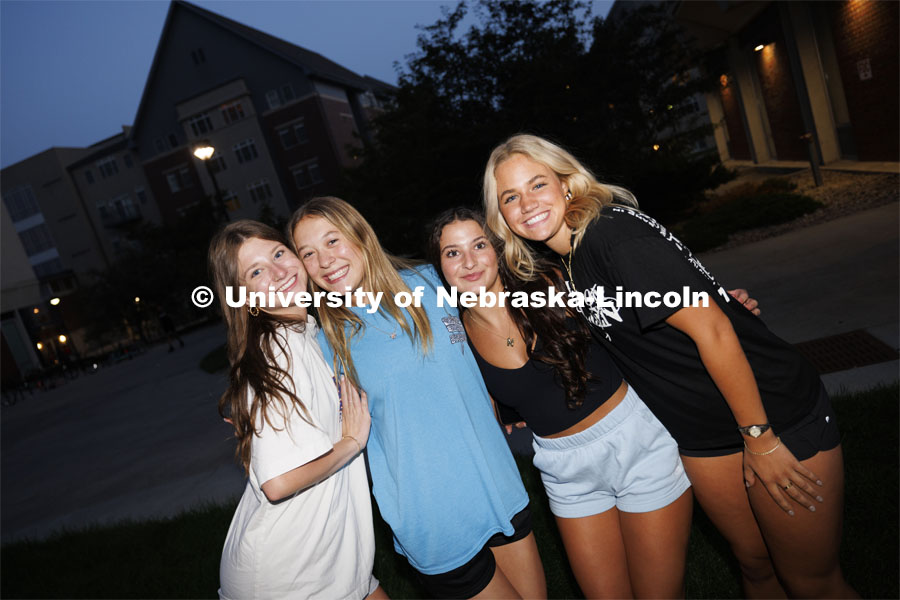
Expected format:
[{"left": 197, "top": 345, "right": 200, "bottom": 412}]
[{"left": 1, "top": 202, "right": 897, "bottom": 543}]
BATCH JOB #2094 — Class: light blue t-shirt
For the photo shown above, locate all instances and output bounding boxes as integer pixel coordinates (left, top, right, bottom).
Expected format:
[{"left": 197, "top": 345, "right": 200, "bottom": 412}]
[{"left": 317, "top": 266, "right": 528, "bottom": 574}]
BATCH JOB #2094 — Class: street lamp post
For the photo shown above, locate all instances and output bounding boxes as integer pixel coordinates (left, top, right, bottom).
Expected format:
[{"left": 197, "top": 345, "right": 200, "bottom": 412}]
[{"left": 193, "top": 143, "right": 229, "bottom": 222}]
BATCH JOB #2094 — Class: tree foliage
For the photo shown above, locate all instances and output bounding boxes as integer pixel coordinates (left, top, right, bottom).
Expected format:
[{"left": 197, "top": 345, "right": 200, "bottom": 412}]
[{"left": 341, "top": 0, "right": 731, "bottom": 255}]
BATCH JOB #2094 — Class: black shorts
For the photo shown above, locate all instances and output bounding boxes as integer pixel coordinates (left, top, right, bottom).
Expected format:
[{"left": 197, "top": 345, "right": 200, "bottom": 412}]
[
  {"left": 415, "top": 506, "right": 532, "bottom": 599},
  {"left": 680, "top": 384, "right": 841, "bottom": 461}
]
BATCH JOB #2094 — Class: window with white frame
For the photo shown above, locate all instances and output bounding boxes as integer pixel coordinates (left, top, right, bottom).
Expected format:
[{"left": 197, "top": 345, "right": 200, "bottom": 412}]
[
  {"left": 84, "top": 169, "right": 95, "bottom": 184},
  {"left": 266, "top": 83, "right": 297, "bottom": 110},
  {"left": 97, "top": 157, "right": 119, "bottom": 179},
  {"left": 277, "top": 119, "right": 309, "bottom": 149},
  {"left": 18, "top": 223, "right": 55, "bottom": 256},
  {"left": 188, "top": 113, "right": 214, "bottom": 137},
  {"left": 222, "top": 190, "right": 240, "bottom": 212},
  {"left": 291, "top": 159, "right": 323, "bottom": 189},
  {"left": 233, "top": 139, "right": 259, "bottom": 164},
  {"left": 135, "top": 187, "right": 148, "bottom": 204},
  {"left": 2, "top": 185, "right": 40, "bottom": 221},
  {"left": 265, "top": 89, "right": 281, "bottom": 110},
  {"left": 165, "top": 166, "right": 194, "bottom": 193},
  {"left": 246, "top": 179, "right": 273, "bottom": 203},
  {"left": 154, "top": 137, "right": 168, "bottom": 154},
  {"left": 221, "top": 100, "right": 246, "bottom": 124},
  {"left": 209, "top": 153, "right": 227, "bottom": 174},
  {"left": 33, "top": 258, "right": 64, "bottom": 278},
  {"left": 123, "top": 154, "right": 134, "bottom": 168}
]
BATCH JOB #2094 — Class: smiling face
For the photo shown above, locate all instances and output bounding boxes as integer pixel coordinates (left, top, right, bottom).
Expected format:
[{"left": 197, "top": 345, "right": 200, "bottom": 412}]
[
  {"left": 495, "top": 153, "right": 572, "bottom": 254},
  {"left": 438, "top": 219, "right": 503, "bottom": 295},
  {"left": 292, "top": 215, "right": 367, "bottom": 292},
  {"left": 236, "top": 237, "right": 307, "bottom": 318}
]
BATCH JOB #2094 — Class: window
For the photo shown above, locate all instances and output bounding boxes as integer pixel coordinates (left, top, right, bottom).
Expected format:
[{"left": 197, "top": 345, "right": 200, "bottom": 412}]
[
  {"left": 123, "top": 154, "right": 133, "bottom": 168},
  {"left": 187, "top": 113, "right": 213, "bottom": 137},
  {"left": 209, "top": 153, "right": 227, "bottom": 174},
  {"left": 165, "top": 166, "right": 194, "bottom": 193},
  {"left": 222, "top": 191, "right": 240, "bottom": 212},
  {"left": 2, "top": 185, "right": 40, "bottom": 221},
  {"left": 247, "top": 179, "right": 273, "bottom": 203},
  {"left": 33, "top": 258, "right": 64, "bottom": 278},
  {"left": 167, "top": 133, "right": 179, "bottom": 148},
  {"left": 265, "top": 89, "right": 281, "bottom": 110},
  {"left": 135, "top": 187, "right": 148, "bottom": 204},
  {"left": 291, "top": 159, "right": 323, "bottom": 189},
  {"left": 84, "top": 170, "right": 95, "bottom": 184},
  {"left": 278, "top": 120, "right": 309, "bottom": 149},
  {"left": 233, "top": 139, "right": 259, "bottom": 164},
  {"left": 266, "top": 84, "right": 297, "bottom": 110},
  {"left": 97, "top": 157, "right": 119, "bottom": 179},
  {"left": 221, "top": 100, "right": 246, "bottom": 124},
  {"left": 191, "top": 48, "right": 206, "bottom": 65},
  {"left": 154, "top": 137, "right": 168, "bottom": 154},
  {"left": 19, "top": 224, "right": 55, "bottom": 256}
]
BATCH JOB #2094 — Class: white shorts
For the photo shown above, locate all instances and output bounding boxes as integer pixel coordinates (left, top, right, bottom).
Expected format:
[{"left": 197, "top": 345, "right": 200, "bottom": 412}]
[{"left": 532, "top": 385, "right": 690, "bottom": 518}]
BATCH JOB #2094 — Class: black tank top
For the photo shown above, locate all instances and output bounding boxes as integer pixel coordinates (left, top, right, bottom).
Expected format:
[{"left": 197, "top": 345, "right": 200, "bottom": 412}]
[{"left": 469, "top": 327, "right": 624, "bottom": 437}]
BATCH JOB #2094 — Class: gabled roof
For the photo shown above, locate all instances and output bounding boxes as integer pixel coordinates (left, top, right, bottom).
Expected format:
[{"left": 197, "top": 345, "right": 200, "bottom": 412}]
[{"left": 131, "top": 0, "right": 394, "bottom": 141}]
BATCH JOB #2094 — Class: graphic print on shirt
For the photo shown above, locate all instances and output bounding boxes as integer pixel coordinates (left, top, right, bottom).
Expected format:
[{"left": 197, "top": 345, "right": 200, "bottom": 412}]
[
  {"left": 442, "top": 315, "right": 467, "bottom": 345},
  {"left": 567, "top": 205, "right": 731, "bottom": 341}
]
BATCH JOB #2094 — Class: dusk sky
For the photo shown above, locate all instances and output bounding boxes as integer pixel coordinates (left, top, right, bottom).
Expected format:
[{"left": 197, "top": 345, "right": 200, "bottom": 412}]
[{"left": 0, "top": 0, "right": 613, "bottom": 169}]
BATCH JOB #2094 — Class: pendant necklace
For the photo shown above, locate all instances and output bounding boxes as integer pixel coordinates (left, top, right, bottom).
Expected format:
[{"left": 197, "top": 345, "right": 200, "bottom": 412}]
[
  {"left": 467, "top": 311, "right": 515, "bottom": 348},
  {"left": 366, "top": 319, "right": 397, "bottom": 339}
]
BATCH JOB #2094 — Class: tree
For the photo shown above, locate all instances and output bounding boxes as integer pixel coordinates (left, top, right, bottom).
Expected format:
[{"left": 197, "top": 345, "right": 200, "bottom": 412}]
[{"left": 341, "top": 0, "right": 729, "bottom": 255}]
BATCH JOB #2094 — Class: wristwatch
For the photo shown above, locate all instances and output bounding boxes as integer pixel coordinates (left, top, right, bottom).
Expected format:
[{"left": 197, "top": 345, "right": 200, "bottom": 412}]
[{"left": 738, "top": 423, "right": 771, "bottom": 438}]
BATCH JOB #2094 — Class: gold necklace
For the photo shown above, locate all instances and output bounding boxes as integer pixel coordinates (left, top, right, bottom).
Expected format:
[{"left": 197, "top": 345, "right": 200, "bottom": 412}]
[
  {"left": 562, "top": 232, "right": 577, "bottom": 287},
  {"left": 466, "top": 310, "right": 515, "bottom": 348}
]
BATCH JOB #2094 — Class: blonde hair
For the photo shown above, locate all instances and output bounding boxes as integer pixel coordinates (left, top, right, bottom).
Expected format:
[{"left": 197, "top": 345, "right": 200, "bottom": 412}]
[
  {"left": 482, "top": 134, "right": 637, "bottom": 280},
  {"left": 287, "top": 197, "right": 433, "bottom": 387}
]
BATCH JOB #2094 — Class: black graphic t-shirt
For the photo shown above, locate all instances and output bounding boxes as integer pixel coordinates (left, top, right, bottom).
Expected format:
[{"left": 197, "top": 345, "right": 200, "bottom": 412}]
[{"left": 565, "top": 205, "right": 819, "bottom": 452}]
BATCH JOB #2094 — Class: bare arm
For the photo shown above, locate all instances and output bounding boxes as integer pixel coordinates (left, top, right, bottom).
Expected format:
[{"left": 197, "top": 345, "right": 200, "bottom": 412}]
[
  {"left": 666, "top": 303, "right": 823, "bottom": 514},
  {"left": 261, "top": 377, "right": 369, "bottom": 502}
]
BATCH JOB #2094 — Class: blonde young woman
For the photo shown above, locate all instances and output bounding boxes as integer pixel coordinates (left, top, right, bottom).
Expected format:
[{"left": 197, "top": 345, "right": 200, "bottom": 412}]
[
  {"left": 480, "top": 134, "right": 857, "bottom": 599},
  {"left": 209, "top": 220, "right": 384, "bottom": 599},
  {"left": 289, "top": 197, "right": 545, "bottom": 600},
  {"left": 428, "top": 207, "right": 693, "bottom": 599}
]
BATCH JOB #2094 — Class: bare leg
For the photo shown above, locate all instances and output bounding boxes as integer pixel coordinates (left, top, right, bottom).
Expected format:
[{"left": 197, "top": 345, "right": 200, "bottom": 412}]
[
  {"left": 681, "top": 453, "right": 788, "bottom": 599},
  {"left": 491, "top": 532, "right": 547, "bottom": 599},
  {"left": 555, "top": 508, "right": 633, "bottom": 599},
  {"left": 747, "top": 445, "right": 858, "bottom": 598},
  {"left": 472, "top": 562, "right": 520, "bottom": 600},
  {"left": 620, "top": 488, "right": 693, "bottom": 598}
]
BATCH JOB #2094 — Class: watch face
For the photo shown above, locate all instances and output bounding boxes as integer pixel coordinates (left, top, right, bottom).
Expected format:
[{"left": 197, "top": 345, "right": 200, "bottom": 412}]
[{"left": 749, "top": 425, "right": 762, "bottom": 438}]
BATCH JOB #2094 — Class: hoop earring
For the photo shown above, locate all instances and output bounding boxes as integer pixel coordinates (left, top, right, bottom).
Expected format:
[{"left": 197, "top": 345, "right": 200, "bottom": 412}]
[{"left": 248, "top": 306, "right": 260, "bottom": 317}]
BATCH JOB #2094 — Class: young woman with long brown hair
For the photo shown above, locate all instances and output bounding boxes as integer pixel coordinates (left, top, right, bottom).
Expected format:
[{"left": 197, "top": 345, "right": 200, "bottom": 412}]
[
  {"left": 427, "top": 207, "right": 692, "bottom": 599},
  {"left": 209, "top": 220, "right": 384, "bottom": 600},
  {"left": 290, "top": 197, "right": 545, "bottom": 600},
  {"left": 482, "top": 134, "right": 856, "bottom": 598}
]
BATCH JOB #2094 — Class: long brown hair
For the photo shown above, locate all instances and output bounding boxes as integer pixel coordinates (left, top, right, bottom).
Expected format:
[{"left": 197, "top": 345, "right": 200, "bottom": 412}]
[
  {"left": 208, "top": 219, "right": 312, "bottom": 473},
  {"left": 427, "top": 207, "right": 593, "bottom": 409},
  {"left": 287, "top": 196, "right": 433, "bottom": 388}
]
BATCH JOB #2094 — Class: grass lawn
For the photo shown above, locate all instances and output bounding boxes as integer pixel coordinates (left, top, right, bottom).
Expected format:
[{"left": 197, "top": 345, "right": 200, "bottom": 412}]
[{"left": 2, "top": 384, "right": 897, "bottom": 599}]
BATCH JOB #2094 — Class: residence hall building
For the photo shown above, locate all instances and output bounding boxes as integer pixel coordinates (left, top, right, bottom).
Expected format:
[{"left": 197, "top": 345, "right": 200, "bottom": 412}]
[
  {"left": 1, "top": 1, "right": 392, "bottom": 372},
  {"left": 130, "top": 0, "right": 392, "bottom": 226},
  {"left": 674, "top": 0, "right": 899, "bottom": 164},
  {"left": 1, "top": 147, "right": 108, "bottom": 377}
]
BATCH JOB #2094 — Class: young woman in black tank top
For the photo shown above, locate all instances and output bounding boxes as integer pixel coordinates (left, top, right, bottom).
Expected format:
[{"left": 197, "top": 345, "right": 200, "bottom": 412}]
[{"left": 428, "top": 208, "right": 693, "bottom": 599}]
